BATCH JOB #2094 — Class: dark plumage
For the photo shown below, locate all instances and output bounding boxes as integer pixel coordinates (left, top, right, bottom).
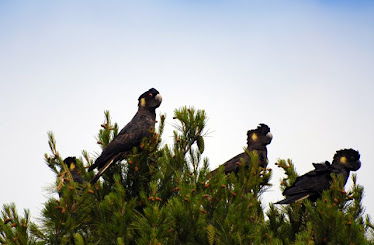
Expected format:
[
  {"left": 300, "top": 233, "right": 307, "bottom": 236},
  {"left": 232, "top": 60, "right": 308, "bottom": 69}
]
[
  {"left": 275, "top": 149, "right": 361, "bottom": 204},
  {"left": 64, "top": 157, "right": 85, "bottom": 184},
  {"left": 88, "top": 88, "right": 162, "bottom": 184},
  {"left": 212, "top": 123, "right": 273, "bottom": 175}
]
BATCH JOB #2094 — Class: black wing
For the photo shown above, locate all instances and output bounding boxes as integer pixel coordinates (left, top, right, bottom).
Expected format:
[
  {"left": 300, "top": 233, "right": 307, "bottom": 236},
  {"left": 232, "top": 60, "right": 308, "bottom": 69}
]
[
  {"left": 211, "top": 152, "right": 249, "bottom": 175},
  {"left": 88, "top": 114, "right": 153, "bottom": 184},
  {"left": 276, "top": 167, "right": 332, "bottom": 204},
  {"left": 89, "top": 131, "right": 140, "bottom": 171}
]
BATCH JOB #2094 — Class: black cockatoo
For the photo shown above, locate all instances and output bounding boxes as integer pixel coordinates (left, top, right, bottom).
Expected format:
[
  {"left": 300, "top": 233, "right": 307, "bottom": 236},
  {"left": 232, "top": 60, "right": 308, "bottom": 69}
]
[
  {"left": 275, "top": 148, "right": 361, "bottom": 204},
  {"left": 211, "top": 123, "right": 273, "bottom": 175},
  {"left": 88, "top": 88, "right": 162, "bottom": 184},
  {"left": 63, "top": 156, "right": 85, "bottom": 184}
]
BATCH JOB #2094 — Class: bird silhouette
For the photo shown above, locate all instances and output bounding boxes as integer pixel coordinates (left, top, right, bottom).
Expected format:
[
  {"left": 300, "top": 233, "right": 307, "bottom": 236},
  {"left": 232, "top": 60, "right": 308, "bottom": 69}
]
[
  {"left": 211, "top": 123, "right": 273, "bottom": 175},
  {"left": 64, "top": 156, "right": 85, "bottom": 184},
  {"left": 275, "top": 148, "right": 361, "bottom": 204},
  {"left": 88, "top": 88, "right": 162, "bottom": 184}
]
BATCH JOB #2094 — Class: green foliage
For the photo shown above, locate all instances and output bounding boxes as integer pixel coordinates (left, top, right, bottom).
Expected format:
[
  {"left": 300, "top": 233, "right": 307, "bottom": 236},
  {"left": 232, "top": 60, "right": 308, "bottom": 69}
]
[
  {"left": 0, "top": 203, "right": 40, "bottom": 244},
  {"left": 1, "top": 107, "right": 373, "bottom": 244},
  {"left": 91, "top": 175, "right": 137, "bottom": 244},
  {"left": 97, "top": 110, "right": 119, "bottom": 149},
  {"left": 275, "top": 159, "right": 298, "bottom": 192},
  {"left": 202, "top": 154, "right": 271, "bottom": 245}
]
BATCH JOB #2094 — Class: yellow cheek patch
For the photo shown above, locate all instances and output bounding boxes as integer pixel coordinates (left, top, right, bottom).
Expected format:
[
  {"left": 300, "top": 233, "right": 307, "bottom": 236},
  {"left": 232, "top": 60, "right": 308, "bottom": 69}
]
[
  {"left": 251, "top": 133, "right": 258, "bottom": 141},
  {"left": 340, "top": 156, "right": 347, "bottom": 164},
  {"left": 140, "top": 98, "right": 146, "bottom": 107},
  {"left": 70, "top": 163, "right": 76, "bottom": 171}
]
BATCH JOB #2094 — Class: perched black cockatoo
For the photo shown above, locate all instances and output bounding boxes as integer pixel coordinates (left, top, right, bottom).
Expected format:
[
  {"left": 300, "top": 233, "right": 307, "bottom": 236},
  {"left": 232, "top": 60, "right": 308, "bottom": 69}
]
[
  {"left": 63, "top": 156, "right": 85, "bottom": 184},
  {"left": 88, "top": 88, "right": 162, "bottom": 184},
  {"left": 275, "top": 148, "right": 361, "bottom": 204},
  {"left": 211, "top": 123, "right": 273, "bottom": 175}
]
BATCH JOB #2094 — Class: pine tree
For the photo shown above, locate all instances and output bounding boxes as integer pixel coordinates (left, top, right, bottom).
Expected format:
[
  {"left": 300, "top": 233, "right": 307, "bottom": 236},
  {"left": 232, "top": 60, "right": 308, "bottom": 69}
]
[{"left": 1, "top": 107, "right": 373, "bottom": 244}]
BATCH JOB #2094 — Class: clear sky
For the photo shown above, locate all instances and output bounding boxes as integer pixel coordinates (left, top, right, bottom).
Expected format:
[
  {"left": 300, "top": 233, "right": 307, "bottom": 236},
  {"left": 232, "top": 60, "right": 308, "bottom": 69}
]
[{"left": 1, "top": 1, "right": 373, "bottom": 221}]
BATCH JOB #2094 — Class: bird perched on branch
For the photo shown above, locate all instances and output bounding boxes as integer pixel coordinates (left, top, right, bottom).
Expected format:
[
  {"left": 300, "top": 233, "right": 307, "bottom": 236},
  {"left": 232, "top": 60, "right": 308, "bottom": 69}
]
[
  {"left": 275, "top": 148, "right": 361, "bottom": 204},
  {"left": 64, "top": 156, "right": 85, "bottom": 184},
  {"left": 88, "top": 88, "right": 162, "bottom": 184},
  {"left": 211, "top": 123, "right": 273, "bottom": 175}
]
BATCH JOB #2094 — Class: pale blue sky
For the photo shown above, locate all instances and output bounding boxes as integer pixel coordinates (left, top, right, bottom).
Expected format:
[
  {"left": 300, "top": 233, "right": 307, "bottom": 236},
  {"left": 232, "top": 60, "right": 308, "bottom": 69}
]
[{"left": 1, "top": 1, "right": 373, "bottom": 220}]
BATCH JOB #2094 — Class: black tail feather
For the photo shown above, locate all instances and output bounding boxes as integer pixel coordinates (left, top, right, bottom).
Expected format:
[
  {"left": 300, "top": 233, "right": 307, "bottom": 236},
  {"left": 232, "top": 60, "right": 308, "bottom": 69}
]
[
  {"left": 275, "top": 193, "right": 311, "bottom": 204},
  {"left": 89, "top": 158, "right": 115, "bottom": 184}
]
